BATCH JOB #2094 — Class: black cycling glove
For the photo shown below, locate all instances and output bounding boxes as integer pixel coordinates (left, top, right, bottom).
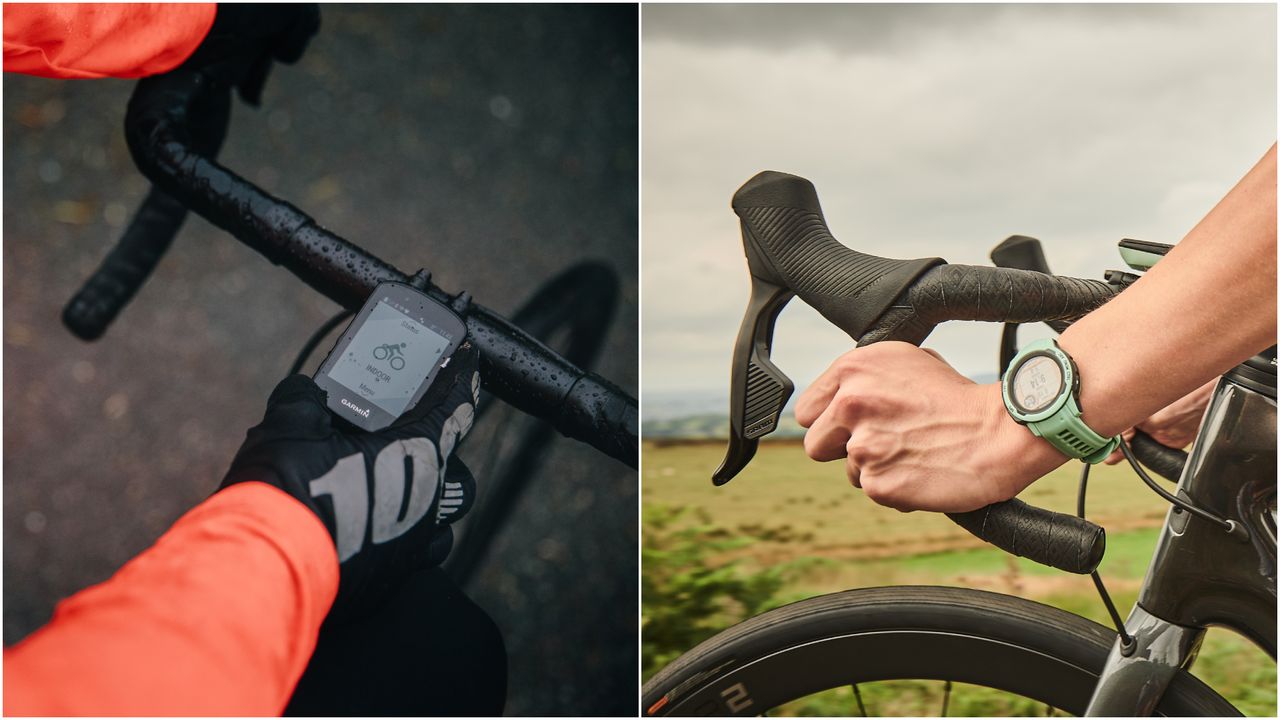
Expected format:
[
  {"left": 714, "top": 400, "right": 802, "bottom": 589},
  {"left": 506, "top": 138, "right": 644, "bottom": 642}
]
[
  {"left": 220, "top": 341, "right": 480, "bottom": 621},
  {"left": 179, "top": 3, "right": 321, "bottom": 104}
]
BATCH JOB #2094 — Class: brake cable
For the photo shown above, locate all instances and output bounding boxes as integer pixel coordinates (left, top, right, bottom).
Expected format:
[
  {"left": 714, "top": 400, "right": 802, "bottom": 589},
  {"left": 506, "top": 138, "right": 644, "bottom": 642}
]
[
  {"left": 1118, "top": 437, "right": 1246, "bottom": 540},
  {"left": 288, "top": 309, "right": 355, "bottom": 376},
  {"left": 1076, "top": 462, "right": 1134, "bottom": 652},
  {"left": 1079, "top": 432, "right": 1249, "bottom": 654}
]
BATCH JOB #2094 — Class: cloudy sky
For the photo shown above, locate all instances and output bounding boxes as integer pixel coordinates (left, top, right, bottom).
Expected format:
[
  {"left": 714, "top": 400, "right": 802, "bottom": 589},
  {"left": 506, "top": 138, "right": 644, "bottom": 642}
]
[{"left": 642, "top": 3, "right": 1276, "bottom": 419}]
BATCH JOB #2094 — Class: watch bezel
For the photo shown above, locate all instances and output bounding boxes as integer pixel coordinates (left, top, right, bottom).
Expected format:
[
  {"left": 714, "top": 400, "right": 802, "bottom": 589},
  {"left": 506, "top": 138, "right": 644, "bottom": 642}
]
[{"left": 1002, "top": 342, "right": 1076, "bottom": 423}]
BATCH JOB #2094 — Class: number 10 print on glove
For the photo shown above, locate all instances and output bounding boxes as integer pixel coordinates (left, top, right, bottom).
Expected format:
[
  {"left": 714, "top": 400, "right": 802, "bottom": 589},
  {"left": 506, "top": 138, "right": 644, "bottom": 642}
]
[
  {"left": 307, "top": 440, "right": 434, "bottom": 562},
  {"left": 308, "top": 401, "right": 474, "bottom": 562}
]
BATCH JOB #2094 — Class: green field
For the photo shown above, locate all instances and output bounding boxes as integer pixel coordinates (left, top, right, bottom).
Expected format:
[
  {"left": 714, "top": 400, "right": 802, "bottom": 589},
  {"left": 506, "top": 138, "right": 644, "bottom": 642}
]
[{"left": 643, "top": 441, "right": 1276, "bottom": 716}]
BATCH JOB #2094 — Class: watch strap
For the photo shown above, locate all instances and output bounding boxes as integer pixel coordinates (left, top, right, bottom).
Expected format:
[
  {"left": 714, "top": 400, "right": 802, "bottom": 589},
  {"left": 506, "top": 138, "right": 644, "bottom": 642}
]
[{"left": 1027, "top": 394, "right": 1120, "bottom": 464}]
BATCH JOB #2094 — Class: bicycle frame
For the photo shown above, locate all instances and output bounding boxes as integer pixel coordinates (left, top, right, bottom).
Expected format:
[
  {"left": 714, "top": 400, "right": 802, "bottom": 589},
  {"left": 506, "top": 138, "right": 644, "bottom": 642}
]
[{"left": 1085, "top": 365, "right": 1277, "bottom": 715}]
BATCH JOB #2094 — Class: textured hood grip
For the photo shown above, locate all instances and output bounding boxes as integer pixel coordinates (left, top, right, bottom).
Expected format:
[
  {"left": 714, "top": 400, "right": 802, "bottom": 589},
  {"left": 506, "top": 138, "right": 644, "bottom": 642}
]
[{"left": 733, "top": 171, "right": 944, "bottom": 341}]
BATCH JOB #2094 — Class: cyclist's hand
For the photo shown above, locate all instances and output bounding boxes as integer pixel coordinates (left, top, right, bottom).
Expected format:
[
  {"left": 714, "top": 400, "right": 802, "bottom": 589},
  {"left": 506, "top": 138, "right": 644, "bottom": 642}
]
[
  {"left": 795, "top": 342, "right": 1062, "bottom": 513},
  {"left": 1102, "top": 378, "right": 1216, "bottom": 464},
  {"left": 219, "top": 341, "right": 480, "bottom": 621}
]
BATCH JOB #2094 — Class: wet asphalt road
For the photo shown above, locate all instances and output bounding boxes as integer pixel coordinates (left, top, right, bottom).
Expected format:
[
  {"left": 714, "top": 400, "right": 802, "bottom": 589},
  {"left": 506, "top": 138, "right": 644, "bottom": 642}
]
[{"left": 3, "top": 5, "right": 637, "bottom": 716}]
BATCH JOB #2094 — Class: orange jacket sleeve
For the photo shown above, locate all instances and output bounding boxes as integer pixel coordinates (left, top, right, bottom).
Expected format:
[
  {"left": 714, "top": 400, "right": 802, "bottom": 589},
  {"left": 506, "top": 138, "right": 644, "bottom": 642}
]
[
  {"left": 3, "top": 3, "right": 216, "bottom": 79},
  {"left": 3, "top": 482, "right": 339, "bottom": 716}
]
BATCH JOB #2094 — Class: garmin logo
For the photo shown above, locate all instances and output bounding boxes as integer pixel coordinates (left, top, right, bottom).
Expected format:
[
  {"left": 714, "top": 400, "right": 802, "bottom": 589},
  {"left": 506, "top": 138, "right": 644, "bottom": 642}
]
[{"left": 341, "top": 397, "right": 371, "bottom": 418}]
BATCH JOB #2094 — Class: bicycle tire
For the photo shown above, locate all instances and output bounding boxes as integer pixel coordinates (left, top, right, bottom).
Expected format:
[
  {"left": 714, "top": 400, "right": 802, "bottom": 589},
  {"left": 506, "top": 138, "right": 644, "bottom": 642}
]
[{"left": 642, "top": 586, "right": 1238, "bottom": 717}]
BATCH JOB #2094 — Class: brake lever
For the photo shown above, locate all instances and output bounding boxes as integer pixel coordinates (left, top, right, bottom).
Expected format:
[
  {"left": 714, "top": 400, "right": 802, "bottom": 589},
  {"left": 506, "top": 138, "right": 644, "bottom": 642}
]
[
  {"left": 713, "top": 268, "right": 795, "bottom": 484},
  {"left": 713, "top": 171, "right": 943, "bottom": 484}
]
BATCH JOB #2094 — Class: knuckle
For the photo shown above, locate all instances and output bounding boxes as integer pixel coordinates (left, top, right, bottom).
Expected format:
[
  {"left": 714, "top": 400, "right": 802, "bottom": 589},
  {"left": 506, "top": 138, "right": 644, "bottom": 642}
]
[
  {"left": 861, "top": 431, "right": 896, "bottom": 462},
  {"left": 862, "top": 474, "right": 920, "bottom": 511},
  {"left": 861, "top": 479, "right": 895, "bottom": 506},
  {"left": 804, "top": 430, "right": 842, "bottom": 461},
  {"left": 836, "top": 349, "right": 867, "bottom": 372},
  {"left": 802, "top": 433, "right": 821, "bottom": 460},
  {"left": 845, "top": 439, "right": 868, "bottom": 466},
  {"left": 833, "top": 391, "right": 865, "bottom": 416}
]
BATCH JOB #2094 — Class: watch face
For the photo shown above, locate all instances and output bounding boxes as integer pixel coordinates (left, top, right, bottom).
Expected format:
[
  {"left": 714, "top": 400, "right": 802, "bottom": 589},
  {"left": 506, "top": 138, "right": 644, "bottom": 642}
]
[{"left": 1012, "top": 354, "right": 1064, "bottom": 414}]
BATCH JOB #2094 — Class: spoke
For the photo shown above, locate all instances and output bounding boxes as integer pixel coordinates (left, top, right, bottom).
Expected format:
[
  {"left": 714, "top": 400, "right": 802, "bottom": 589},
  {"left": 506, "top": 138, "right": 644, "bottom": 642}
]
[
  {"left": 940, "top": 680, "right": 952, "bottom": 717},
  {"left": 851, "top": 683, "right": 868, "bottom": 717}
]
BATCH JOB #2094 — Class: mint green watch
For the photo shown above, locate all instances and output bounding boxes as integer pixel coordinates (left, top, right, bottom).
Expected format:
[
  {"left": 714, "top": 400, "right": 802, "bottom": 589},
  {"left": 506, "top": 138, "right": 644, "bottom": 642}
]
[{"left": 1001, "top": 338, "right": 1120, "bottom": 463}]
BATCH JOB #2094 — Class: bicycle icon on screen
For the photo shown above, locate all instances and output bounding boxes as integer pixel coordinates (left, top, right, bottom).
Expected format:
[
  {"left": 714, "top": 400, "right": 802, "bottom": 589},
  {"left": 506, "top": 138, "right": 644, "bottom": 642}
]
[{"left": 373, "top": 342, "right": 407, "bottom": 371}]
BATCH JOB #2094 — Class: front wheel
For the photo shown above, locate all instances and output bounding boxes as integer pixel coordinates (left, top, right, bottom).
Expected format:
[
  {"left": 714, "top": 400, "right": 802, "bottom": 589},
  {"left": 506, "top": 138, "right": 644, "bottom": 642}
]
[{"left": 642, "top": 586, "right": 1237, "bottom": 717}]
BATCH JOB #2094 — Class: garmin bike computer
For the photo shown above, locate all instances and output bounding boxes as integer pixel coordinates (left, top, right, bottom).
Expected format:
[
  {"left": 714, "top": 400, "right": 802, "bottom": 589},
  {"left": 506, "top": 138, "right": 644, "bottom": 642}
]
[{"left": 313, "top": 282, "right": 467, "bottom": 432}]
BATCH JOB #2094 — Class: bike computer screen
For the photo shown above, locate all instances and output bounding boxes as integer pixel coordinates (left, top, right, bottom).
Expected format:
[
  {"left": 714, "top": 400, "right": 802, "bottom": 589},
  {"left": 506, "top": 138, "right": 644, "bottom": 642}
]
[{"left": 313, "top": 282, "right": 467, "bottom": 432}]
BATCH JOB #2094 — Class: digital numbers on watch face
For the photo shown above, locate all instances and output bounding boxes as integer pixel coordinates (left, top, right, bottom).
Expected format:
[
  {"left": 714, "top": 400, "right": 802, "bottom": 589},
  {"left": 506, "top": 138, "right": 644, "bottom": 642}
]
[{"left": 1011, "top": 355, "right": 1064, "bottom": 414}]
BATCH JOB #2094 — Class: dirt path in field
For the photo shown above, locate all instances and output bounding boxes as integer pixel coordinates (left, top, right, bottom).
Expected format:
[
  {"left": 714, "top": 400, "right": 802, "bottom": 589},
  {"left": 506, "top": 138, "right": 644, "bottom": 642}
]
[
  {"left": 712, "top": 510, "right": 1168, "bottom": 566},
  {"left": 951, "top": 570, "right": 1143, "bottom": 598}
]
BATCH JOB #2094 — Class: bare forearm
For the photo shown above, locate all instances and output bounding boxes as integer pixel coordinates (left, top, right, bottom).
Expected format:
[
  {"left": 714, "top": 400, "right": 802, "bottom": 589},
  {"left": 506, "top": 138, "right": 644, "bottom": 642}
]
[{"left": 1060, "top": 145, "right": 1277, "bottom": 437}]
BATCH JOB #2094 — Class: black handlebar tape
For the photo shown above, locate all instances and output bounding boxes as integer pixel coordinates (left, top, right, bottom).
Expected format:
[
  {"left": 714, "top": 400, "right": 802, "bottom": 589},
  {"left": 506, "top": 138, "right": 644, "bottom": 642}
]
[
  {"left": 987, "top": 235, "right": 1074, "bottom": 335},
  {"left": 62, "top": 188, "right": 188, "bottom": 340},
  {"left": 1129, "top": 429, "right": 1187, "bottom": 483},
  {"left": 123, "top": 71, "right": 638, "bottom": 469},
  {"left": 65, "top": 77, "right": 233, "bottom": 342},
  {"left": 732, "top": 171, "right": 945, "bottom": 341},
  {"left": 860, "top": 265, "right": 1116, "bottom": 345},
  {"left": 947, "top": 499, "right": 1106, "bottom": 575},
  {"left": 912, "top": 264, "right": 1115, "bottom": 324}
]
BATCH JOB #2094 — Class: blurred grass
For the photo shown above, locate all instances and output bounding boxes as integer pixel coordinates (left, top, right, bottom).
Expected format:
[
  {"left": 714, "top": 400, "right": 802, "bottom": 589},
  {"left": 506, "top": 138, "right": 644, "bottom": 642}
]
[{"left": 643, "top": 441, "right": 1275, "bottom": 716}]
